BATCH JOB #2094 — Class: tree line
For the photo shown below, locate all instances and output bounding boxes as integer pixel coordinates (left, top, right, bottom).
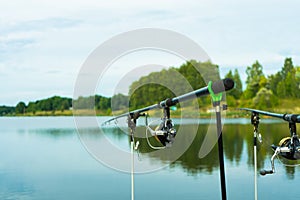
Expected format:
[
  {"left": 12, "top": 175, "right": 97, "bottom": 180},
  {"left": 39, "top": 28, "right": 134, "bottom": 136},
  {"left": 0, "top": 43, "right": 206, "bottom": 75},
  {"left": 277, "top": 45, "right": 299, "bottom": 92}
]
[
  {"left": 9, "top": 96, "right": 73, "bottom": 116},
  {"left": 129, "top": 60, "right": 220, "bottom": 109},
  {"left": 129, "top": 58, "right": 300, "bottom": 110},
  {"left": 0, "top": 57, "right": 298, "bottom": 116},
  {"left": 0, "top": 94, "right": 129, "bottom": 116},
  {"left": 226, "top": 57, "right": 299, "bottom": 109},
  {"left": 73, "top": 94, "right": 128, "bottom": 114}
]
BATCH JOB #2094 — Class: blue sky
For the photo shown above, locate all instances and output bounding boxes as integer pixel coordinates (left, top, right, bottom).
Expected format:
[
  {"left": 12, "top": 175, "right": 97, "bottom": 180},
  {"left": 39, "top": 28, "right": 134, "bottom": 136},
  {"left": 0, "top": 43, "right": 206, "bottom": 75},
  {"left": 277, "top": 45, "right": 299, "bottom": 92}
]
[{"left": 1, "top": 0, "right": 300, "bottom": 105}]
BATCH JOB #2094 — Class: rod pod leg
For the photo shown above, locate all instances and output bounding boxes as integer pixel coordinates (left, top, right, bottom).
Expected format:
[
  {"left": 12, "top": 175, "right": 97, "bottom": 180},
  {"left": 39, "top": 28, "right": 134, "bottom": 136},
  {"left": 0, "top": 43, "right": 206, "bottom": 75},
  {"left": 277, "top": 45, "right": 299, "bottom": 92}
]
[
  {"left": 214, "top": 102, "right": 227, "bottom": 200},
  {"left": 208, "top": 81, "right": 227, "bottom": 200}
]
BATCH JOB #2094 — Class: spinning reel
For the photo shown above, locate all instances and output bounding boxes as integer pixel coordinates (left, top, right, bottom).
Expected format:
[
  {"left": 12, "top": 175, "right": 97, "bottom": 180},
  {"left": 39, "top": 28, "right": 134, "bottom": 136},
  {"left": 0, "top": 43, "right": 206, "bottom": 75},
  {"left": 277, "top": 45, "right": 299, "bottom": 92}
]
[
  {"left": 103, "top": 78, "right": 234, "bottom": 150},
  {"left": 261, "top": 121, "right": 300, "bottom": 175},
  {"left": 275, "top": 135, "right": 300, "bottom": 161},
  {"left": 245, "top": 108, "right": 300, "bottom": 176},
  {"left": 145, "top": 106, "right": 177, "bottom": 148},
  {"left": 127, "top": 104, "right": 177, "bottom": 149}
]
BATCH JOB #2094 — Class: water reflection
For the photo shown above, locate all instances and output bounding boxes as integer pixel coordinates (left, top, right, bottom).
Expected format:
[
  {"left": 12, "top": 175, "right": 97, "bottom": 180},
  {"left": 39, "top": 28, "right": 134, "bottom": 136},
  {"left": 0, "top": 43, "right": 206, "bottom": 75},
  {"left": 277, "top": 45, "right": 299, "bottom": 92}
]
[
  {"left": 5, "top": 117, "right": 300, "bottom": 179},
  {"left": 2, "top": 117, "right": 300, "bottom": 199},
  {"left": 133, "top": 124, "right": 221, "bottom": 175},
  {"left": 101, "top": 121, "right": 300, "bottom": 178},
  {"left": 28, "top": 128, "right": 75, "bottom": 138}
]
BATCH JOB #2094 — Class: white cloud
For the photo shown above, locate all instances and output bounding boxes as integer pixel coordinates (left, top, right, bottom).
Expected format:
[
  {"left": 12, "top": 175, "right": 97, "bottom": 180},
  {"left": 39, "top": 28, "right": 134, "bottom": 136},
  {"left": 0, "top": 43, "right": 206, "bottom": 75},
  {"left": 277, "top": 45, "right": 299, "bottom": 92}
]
[{"left": 0, "top": 0, "right": 300, "bottom": 105}]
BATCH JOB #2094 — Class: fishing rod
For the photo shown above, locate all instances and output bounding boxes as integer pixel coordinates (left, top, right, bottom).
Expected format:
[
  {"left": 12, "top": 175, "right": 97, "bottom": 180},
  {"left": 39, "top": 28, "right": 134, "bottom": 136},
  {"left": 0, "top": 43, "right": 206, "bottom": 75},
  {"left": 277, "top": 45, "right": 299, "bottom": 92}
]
[
  {"left": 103, "top": 78, "right": 234, "bottom": 200},
  {"left": 241, "top": 108, "right": 300, "bottom": 123},
  {"left": 241, "top": 108, "right": 300, "bottom": 176},
  {"left": 103, "top": 78, "right": 234, "bottom": 124},
  {"left": 102, "top": 78, "right": 234, "bottom": 147}
]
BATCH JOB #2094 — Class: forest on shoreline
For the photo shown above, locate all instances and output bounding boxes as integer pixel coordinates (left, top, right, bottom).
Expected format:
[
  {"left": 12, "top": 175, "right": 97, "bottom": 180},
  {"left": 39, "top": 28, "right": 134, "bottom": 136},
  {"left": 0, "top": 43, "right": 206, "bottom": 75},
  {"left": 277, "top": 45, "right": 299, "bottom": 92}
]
[{"left": 1, "top": 57, "right": 299, "bottom": 117}]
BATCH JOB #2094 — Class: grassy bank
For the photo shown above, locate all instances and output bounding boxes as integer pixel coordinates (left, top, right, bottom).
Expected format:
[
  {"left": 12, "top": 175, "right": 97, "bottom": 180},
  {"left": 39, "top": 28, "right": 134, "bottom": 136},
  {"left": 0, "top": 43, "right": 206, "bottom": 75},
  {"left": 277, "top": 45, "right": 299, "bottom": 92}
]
[{"left": 8, "top": 98, "right": 300, "bottom": 118}]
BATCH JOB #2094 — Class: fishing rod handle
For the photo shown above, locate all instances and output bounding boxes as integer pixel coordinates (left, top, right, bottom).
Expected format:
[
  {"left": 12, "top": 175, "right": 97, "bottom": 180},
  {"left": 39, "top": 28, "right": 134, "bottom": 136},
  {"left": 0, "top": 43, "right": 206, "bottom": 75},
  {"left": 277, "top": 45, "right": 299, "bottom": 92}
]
[
  {"left": 211, "top": 78, "right": 234, "bottom": 94},
  {"left": 283, "top": 114, "right": 300, "bottom": 123},
  {"left": 260, "top": 169, "right": 274, "bottom": 176}
]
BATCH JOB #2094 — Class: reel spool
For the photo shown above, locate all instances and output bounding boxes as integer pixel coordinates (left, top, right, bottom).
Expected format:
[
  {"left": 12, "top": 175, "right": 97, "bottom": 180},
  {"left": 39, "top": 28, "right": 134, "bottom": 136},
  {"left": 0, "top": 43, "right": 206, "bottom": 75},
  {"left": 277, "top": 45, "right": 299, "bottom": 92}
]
[
  {"left": 153, "top": 118, "right": 177, "bottom": 147},
  {"left": 260, "top": 134, "right": 300, "bottom": 176},
  {"left": 274, "top": 136, "right": 300, "bottom": 160},
  {"left": 145, "top": 115, "right": 177, "bottom": 149}
]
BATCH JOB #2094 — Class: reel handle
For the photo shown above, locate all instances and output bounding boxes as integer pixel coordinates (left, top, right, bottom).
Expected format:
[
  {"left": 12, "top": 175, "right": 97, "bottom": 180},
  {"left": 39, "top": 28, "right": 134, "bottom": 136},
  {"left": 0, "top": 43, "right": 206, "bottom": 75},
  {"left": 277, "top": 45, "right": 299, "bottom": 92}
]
[{"left": 260, "top": 169, "right": 274, "bottom": 176}]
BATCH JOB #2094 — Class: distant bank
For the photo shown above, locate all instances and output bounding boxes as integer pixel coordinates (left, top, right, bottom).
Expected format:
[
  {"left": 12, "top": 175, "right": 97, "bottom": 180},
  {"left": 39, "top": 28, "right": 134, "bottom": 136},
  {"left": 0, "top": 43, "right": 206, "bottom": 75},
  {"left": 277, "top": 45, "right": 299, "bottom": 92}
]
[{"left": 2, "top": 58, "right": 300, "bottom": 117}]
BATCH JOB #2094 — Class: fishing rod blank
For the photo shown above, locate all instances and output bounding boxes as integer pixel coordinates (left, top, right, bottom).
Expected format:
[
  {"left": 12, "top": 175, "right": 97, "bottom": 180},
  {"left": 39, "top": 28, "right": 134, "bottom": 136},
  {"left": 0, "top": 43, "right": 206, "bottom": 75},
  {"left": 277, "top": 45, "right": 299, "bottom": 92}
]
[
  {"left": 240, "top": 108, "right": 300, "bottom": 123},
  {"left": 103, "top": 78, "right": 234, "bottom": 125}
]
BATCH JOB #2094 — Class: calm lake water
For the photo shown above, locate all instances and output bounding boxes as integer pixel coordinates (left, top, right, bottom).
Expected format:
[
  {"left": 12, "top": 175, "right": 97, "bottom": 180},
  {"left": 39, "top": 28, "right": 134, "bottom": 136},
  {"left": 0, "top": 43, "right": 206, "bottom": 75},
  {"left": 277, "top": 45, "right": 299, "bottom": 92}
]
[{"left": 1, "top": 117, "right": 300, "bottom": 200}]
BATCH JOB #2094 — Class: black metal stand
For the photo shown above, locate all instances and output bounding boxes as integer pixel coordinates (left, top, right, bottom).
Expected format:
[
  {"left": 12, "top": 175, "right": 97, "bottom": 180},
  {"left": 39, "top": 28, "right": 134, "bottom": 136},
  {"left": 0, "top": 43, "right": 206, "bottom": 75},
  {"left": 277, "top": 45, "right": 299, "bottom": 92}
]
[
  {"left": 214, "top": 101, "right": 227, "bottom": 200},
  {"left": 207, "top": 80, "right": 227, "bottom": 200}
]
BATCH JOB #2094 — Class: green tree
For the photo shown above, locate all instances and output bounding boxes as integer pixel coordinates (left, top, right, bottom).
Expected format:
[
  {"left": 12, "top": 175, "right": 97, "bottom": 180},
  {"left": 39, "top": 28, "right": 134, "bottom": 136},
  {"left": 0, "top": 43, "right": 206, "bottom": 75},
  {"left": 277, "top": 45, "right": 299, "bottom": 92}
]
[
  {"left": 0, "top": 106, "right": 15, "bottom": 116},
  {"left": 233, "top": 69, "right": 243, "bottom": 99},
  {"left": 243, "top": 61, "right": 265, "bottom": 99},
  {"left": 111, "top": 94, "right": 129, "bottom": 110},
  {"left": 73, "top": 96, "right": 94, "bottom": 109},
  {"left": 268, "top": 58, "right": 295, "bottom": 97},
  {"left": 27, "top": 102, "right": 36, "bottom": 114},
  {"left": 39, "top": 99, "right": 52, "bottom": 111},
  {"left": 270, "top": 58, "right": 299, "bottom": 98},
  {"left": 225, "top": 95, "right": 237, "bottom": 107},
  {"left": 252, "top": 88, "right": 278, "bottom": 109},
  {"left": 245, "top": 61, "right": 263, "bottom": 85},
  {"left": 16, "top": 102, "right": 26, "bottom": 114},
  {"left": 27, "top": 96, "right": 72, "bottom": 113},
  {"left": 276, "top": 81, "right": 286, "bottom": 97},
  {"left": 60, "top": 99, "right": 70, "bottom": 112},
  {"left": 285, "top": 71, "right": 297, "bottom": 98},
  {"left": 95, "top": 95, "right": 112, "bottom": 112},
  {"left": 225, "top": 69, "right": 243, "bottom": 99},
  {"left": 129, "top": 60, "right": 220, "bottom": 109},
  {"left": 295, "top": 67, "right": 300, "bottom": 98},
  {"left": 268, "top": 72, "right": 282, "bottom": 95},
  {"left": 281, "top": 57, "right": 294, "bottom": 79}
]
